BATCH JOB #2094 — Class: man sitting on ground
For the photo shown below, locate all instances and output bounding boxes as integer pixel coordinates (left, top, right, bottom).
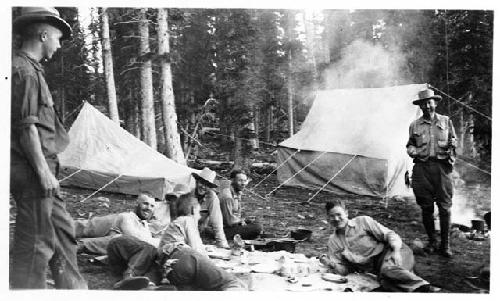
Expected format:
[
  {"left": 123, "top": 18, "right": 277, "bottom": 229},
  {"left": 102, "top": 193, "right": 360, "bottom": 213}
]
[
  {"left": 191, "top": 167, "right": 229, "bottom": 248},
  {"left": 107, "top": 195, "right": 245, "bottom": 290},
  {"left": 319, "top": 199, "right": 441, "bottom": 293},
  {"left": 220, "top": 169, "right": 263, "bottom": 240},
  {"left": 76, "top": 193, "right": 167, "bottom": 254}
]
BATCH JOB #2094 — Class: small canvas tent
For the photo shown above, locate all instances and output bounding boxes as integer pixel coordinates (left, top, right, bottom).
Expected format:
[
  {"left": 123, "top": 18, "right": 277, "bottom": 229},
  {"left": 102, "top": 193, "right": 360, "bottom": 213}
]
[
  {"left": 277, "top": 84, "right": 427, "bottom": 198},
  {"left": 59, "top": 103, "right": 196, "bottom": 199}
]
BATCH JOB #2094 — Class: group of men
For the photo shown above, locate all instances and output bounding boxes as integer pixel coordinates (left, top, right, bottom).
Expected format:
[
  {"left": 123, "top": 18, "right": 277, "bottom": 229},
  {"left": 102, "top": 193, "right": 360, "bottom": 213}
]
[{"left": 10, "top": 7, "right": 457, "bottom": 292}]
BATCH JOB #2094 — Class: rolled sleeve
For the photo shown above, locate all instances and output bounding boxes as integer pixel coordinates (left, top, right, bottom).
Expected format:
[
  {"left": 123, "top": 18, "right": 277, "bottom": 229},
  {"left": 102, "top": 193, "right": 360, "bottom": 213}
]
[{"left": 13, "top": 72, "right": 41, "bottom": 128}]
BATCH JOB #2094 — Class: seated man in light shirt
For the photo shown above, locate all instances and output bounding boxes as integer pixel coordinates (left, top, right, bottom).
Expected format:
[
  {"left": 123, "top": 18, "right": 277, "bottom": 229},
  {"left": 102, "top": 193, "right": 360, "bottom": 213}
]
[
  {"left": 76, "top": 193, "right": 166, "bottom": 254},
  {"left": 219, "top": 169, "right": 262, "bottom": 240},
  {"left": 319, "top": 199, "right": 441, "bottom": 293},
  {"left": 191, "top": 167, "right": 229, "bottom": 248},
  {"left": 107, "top": 194, "right": 245, "bottom": 290}
]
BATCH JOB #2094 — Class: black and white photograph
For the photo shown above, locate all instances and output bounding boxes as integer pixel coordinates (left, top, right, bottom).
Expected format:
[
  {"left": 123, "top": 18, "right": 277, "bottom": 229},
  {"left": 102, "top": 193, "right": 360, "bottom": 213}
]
[{"left": 2, "top": 0, "right": 496, "bottom": 297}]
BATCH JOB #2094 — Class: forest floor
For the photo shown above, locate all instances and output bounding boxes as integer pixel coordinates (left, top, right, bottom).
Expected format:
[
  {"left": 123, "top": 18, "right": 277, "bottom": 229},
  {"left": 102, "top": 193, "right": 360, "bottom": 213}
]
[{"left": 8, "top": 149, "right": 491, "bottom": 293}]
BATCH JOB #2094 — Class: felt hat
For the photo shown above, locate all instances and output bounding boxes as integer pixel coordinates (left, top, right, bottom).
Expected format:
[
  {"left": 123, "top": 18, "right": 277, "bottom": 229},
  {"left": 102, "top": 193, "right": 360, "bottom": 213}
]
[
  {"left": 192, "top": 167, "right": 218, "bottom": 188},
  {"left": 13, "top": 7, "right": 72, "bottom": 40},
  {"left": 165, "top": 183, "right": 191, "bottom": 197},
  {"left": 412, "top": 89, "right": 442, "bottom": 105}
]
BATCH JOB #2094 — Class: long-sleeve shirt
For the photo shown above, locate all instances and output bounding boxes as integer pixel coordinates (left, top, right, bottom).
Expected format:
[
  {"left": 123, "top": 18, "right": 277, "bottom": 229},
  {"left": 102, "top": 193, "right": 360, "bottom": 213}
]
[
  {"left": 406, "top": 113, "right": 457, "bottom": 164},
  {"left": 326, "top": 216, "right": 402, "bottom": 275},
  {"left": 158, "top": 215, "right": 206, "bottom": 257},
  {"left": 195, "top": 189, "right": 228, "bottom": 245},
  {"left": 111, "top": 212, "right": 159, "bottom": 247},
  {"left": 219, "top": 185, "right": 243, "bottom": 226}
]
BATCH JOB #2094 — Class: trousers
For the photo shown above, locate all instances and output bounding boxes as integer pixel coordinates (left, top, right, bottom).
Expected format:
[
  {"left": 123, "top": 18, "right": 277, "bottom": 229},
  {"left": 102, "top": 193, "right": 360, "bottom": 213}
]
[
  {"left": 107, "top": 235, "right": 245, "bottom": 290},
  {"left": 10, "top": 161, "right": 87, "bottom": 289},
  {"left": 375, "top": 244, "right": 428, "bottom": 292}
]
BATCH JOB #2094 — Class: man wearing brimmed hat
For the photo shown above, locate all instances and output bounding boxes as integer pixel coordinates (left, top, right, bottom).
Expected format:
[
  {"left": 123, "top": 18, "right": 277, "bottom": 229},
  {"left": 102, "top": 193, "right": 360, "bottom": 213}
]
[
  {"left": 406, "top": 88, "right": 457, "bottom": 258},
  {"left": 10, "top": 7, "right": 87, "bottom": 289},
  {"left": 191, "top": 167, "right": 229, "bottom": 248}
]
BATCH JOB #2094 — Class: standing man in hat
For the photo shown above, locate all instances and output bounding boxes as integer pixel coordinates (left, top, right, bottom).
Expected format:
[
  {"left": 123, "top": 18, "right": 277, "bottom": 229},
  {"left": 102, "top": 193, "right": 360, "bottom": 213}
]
[
  {"left": 10, "top": 7, "right": 87, "bottom": 288},
  {"left": 192, "top": 167, "right": 229, "bottom": 248},
  {"left": 406, "top": 88, "right": 457, "bottom": 258}
]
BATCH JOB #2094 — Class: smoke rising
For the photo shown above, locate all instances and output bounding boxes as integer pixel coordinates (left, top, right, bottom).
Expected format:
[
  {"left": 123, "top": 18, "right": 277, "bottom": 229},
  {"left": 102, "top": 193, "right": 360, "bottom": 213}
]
[{"left": 322, "top": 40, "right": 409, "bottom": 89}]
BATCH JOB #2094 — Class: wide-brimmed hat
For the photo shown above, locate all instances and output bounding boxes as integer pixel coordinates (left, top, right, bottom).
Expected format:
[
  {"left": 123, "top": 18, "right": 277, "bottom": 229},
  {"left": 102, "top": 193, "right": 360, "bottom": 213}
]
[
  {"left": 13, "top": 7, "right": 72, "bottom": 40},
  {"left": 412, "top": 89, "right": 442, "bottom": 105},
  {"left": 165, "top": 183, "right": 191, "bottom": 197},
  {"left": 192, "top": 167, "right": 218, "bottom": 188}
]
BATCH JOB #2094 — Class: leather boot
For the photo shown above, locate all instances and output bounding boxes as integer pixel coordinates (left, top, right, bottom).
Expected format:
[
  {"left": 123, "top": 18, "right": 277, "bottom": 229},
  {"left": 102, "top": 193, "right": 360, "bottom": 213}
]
[
  {"left": 439, "top": 210, "right": 453, "bottom": 258},
  {"left": 422, "top": 211, "right": 437, "bottom": 253}
]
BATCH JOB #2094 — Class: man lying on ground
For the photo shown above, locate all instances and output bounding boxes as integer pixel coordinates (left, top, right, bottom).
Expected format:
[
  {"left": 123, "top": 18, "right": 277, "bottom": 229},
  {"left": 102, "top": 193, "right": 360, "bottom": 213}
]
[
  {"left": 107, "top": 194, "right": 245, "bottom": 291},
  {"left": 319, "top": 199, "right": 441, "bottom": 293},
  {"left": 220, "top": 169, "right": 263, "bottom": 240},
  {"left": 191, "top": 167, "right": 230, "bottom": 248},
  {"left": 76, "top": 193, "right": 167, "bottom": 254}
]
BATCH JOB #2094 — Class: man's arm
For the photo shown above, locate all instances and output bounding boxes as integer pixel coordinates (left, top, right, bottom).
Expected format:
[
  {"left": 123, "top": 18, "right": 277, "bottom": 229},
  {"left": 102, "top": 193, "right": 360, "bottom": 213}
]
[
  {"left": 362, "top": 216, "right": 402, "bottom": 251},
  {"left": 320, "top": 236, "right": 350, "bottom": 275},
  {"left": 118, "top": 213, "right": 159, "bottom": 247},
  {"left": 184, "top": 216, "right": 208, "bottom": 257},
  {"left": 406, "top": 122, "right": 417, "bottom": 158},
  {"left": 19, "top": 124, "right": 59, "bottom": 198},
  {"left": 219, "top": 189, "right": 241, "bottom": 226}
]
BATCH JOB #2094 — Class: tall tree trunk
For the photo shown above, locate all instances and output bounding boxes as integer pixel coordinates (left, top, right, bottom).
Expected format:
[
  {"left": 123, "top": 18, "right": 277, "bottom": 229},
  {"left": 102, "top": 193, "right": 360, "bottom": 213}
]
[
  {"left": 139, "top": 8, "right": 157, "bottom": 150},
  {"left": 264, "top": 105, "right": 272, "bottom": 142},
  {"left": 303, "top": 10, "right": 318, "bottom": 85},
  {"left": 158, "top": 8, "right": 186, "bottom": 164},
  {"left": 254, "top": 107, "right": 260, "bottom": 148},
  {"left": 101, "top": 8, "right": 119, "bottom": 123},
  {"left": 287, "top": 12, "right": 294, "bottom": 137},
  {"left": 58, "top": 53, "right": 65, "bottom": 124}
]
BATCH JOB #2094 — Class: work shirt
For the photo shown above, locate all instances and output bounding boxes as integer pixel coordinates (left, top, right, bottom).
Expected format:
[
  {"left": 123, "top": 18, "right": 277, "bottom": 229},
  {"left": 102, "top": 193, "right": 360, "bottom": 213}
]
[
  {"left": 219, "top": 185, "right": 243, "bottom": 226},
  {"left": 158, "top": 216, "right": 206, "bottom": 257},
  {"left": 11, "top": 51, "right": 69, "bottom": 165},
  {"left": 195, "top": 190, "right": 224, "bottom": 232},
  {"left": 110, "top": 212, "right": 160, "bottom": 247},
  {"left": 326, "top": 216, "right": 402, "bottom": 275},
  {"left": 406, "top": 113, "right": 456, "bottom": 164}
]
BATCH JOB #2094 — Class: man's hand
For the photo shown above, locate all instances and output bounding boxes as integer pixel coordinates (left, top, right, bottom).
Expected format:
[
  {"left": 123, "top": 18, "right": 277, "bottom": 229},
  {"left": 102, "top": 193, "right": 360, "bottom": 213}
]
[
  {"left": 407, "top": 145, "right": 417, "bottom": 158},
  {"left": 389, "top": 249, "right": 403, "bottom": 266},
  {"left": 39, "top": 169, "right": 60, "bottom": 198},
  {"left": 319, "top": 254, "right": 330, "bottom": 266}
]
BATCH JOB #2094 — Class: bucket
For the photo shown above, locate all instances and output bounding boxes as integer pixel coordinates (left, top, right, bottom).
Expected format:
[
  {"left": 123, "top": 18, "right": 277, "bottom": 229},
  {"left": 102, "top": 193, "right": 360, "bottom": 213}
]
[
  {"left": 290, "top": 229, "right": 313, "bottom": 241},
  {"left": 471, "top": 219, "right": 485, "bottom": 232}
]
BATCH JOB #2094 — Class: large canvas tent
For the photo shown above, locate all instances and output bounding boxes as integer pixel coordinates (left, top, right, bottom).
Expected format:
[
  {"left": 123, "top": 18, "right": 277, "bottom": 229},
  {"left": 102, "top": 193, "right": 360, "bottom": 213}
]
[
  {"left": 59, "top": 103, "right": 196, "bottom": 199},
  {"left": 277, "top": 84, "right": 427, "bottom": 198}
]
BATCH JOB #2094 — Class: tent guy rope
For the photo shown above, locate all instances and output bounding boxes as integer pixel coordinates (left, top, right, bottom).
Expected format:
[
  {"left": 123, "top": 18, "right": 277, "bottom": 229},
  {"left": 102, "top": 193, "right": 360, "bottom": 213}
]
[
  {"left": 252, "top": 148, "right": 301, "bottom": 189},
  {"left": 302, "top": 154, "right": 357, "bottom": 204},
  {"left": 265, "top": 151, "right": 327, "bottom": 198},
  {"left": 429, "top": 85, "right": 492, "bottom": 121}
]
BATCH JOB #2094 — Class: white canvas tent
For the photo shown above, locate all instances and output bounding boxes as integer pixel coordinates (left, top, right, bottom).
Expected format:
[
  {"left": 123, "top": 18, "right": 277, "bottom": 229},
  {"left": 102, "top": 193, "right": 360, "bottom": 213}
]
[
  {"left": 59, "top": 102, "right": 196, "bottom": 199},
  {"left": 277, "top": 84, "right": 427, "bottom": 198}
]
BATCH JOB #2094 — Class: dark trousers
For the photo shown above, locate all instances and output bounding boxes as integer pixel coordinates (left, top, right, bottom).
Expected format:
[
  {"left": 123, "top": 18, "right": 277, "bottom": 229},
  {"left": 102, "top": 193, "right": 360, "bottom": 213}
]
[
  {"left": 167, "top": 248, "right": 245, "bottom": 290},
  {"left": 107, "top": 235, "right": 245, "bottom": 291},
  {"left": 107, "top": 235, "right": 162, "bottom": 284},
  {"left": 10, "top": 161, "right": 87, "bottom": 289},
  {"left": 224, "top": 221, "right": 263, "bottom": 240},
  {"left": 412, "top": 161, "right": 453, "bottom": 246}
]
